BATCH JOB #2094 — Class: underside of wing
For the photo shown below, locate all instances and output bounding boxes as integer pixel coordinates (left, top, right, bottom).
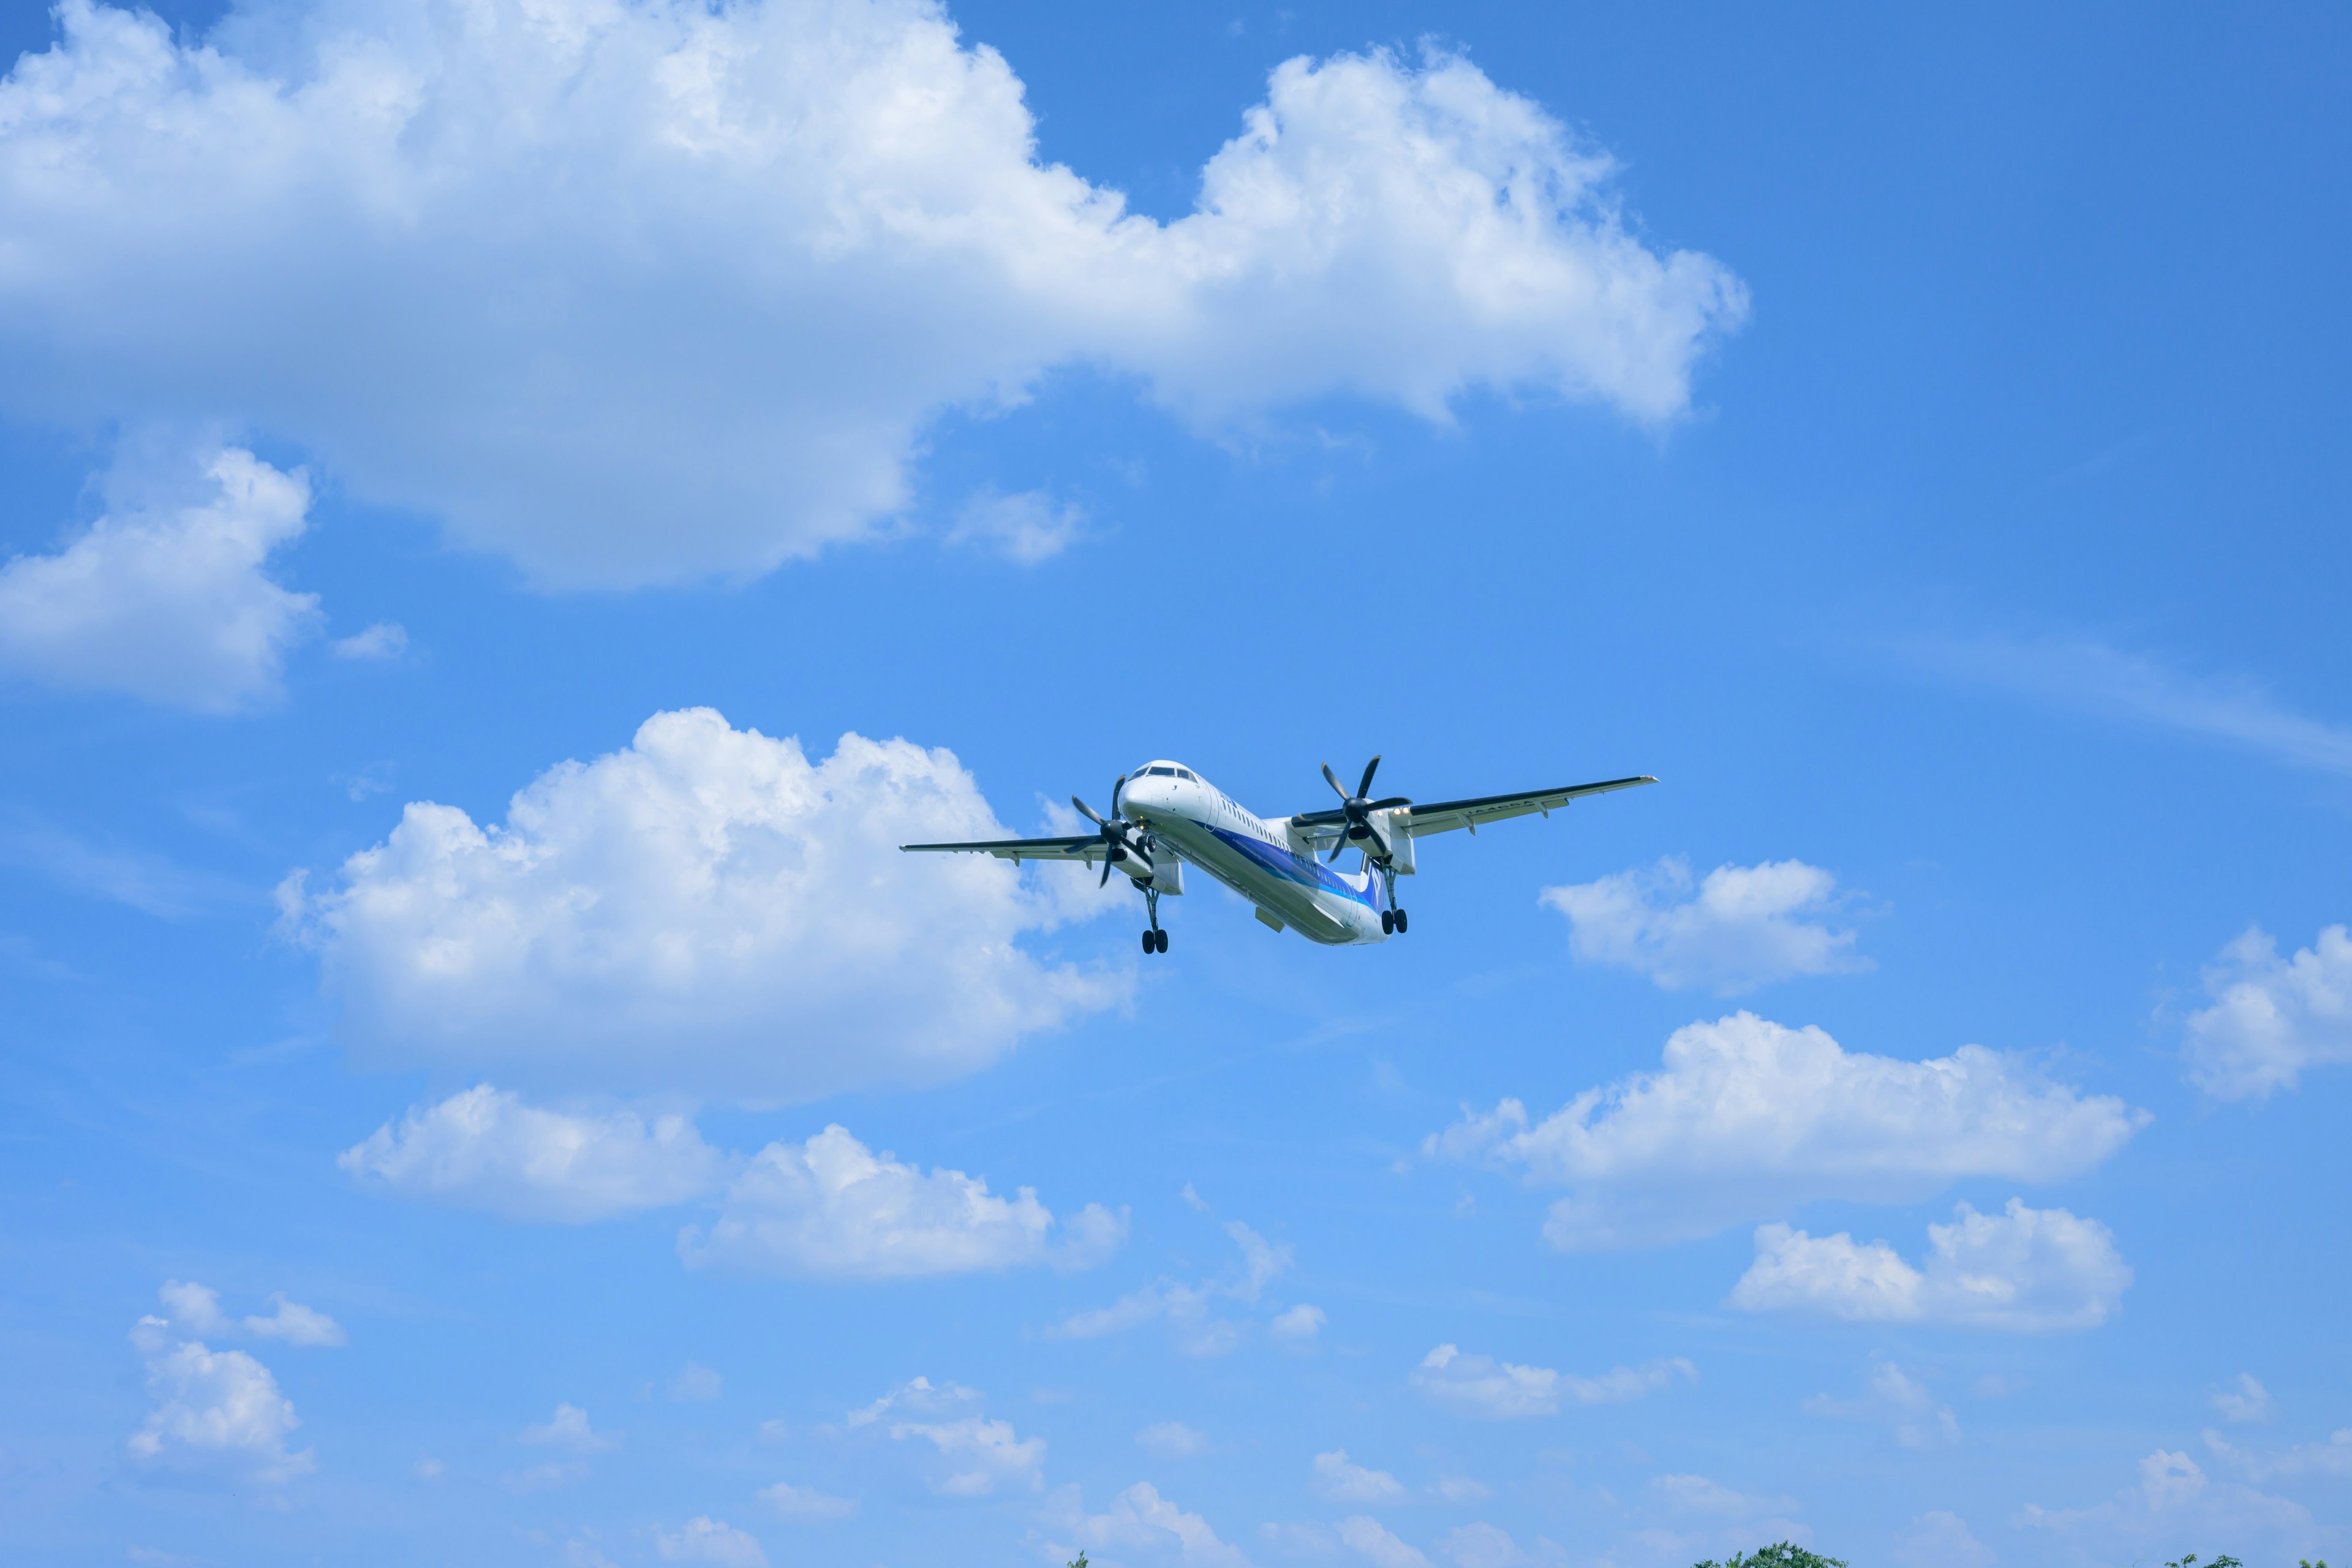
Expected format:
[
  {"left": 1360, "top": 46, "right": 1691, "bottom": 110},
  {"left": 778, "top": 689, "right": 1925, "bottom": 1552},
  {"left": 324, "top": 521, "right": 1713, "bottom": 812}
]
[
  {"left": 1401, "top": 775, "right": 1656, "bottom": 837},
  {"left": 1288, "top": 774, "right": 1656, "bottom": 851},
  {"left": 899, "top": 835, "right": 1103, "bottom": 864}
]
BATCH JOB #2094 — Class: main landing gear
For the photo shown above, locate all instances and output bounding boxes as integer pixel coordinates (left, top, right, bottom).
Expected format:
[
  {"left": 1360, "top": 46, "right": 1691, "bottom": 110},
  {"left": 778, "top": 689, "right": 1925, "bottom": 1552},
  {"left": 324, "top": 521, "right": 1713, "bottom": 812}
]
[
  {"left": 1377, "top": 863, "right": 1409, "bottom": 936},
  {"left": 1141, "top": 884, "right": 1169, "bottom": 954}
]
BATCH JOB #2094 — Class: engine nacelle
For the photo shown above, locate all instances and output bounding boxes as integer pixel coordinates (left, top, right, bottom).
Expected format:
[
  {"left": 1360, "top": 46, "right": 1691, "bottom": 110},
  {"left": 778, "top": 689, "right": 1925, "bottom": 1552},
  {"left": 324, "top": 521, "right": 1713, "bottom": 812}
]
[
  {"left": 1133, "top": 844, "right": 1183, "bottom": 894},
  {"left": 1372, "top": 808, "right": 1415, "bottom": 874}
]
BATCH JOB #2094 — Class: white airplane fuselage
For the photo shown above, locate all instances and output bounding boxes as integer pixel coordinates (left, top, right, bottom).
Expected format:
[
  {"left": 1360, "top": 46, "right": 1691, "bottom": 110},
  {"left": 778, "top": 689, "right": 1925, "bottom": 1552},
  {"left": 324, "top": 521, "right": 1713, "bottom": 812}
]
[{"left": 1117, "top": 760, "right": 1389, "bottom": 946}]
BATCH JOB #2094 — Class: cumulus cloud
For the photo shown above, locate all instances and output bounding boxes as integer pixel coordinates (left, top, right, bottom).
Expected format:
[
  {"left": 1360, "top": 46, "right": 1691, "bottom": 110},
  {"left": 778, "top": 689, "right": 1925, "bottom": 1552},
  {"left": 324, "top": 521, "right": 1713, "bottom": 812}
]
[
  {"left": 1047, "top": 1218, "right": 1294, "bottom": 1352},
  {"left": 1541, "top": 858, "right": 1868, "bottom": 993},
  {"left": 1045, "top": 1480, "right": 1251, "bottom": 1567},
  {"left": 1338, "top": 1516, "right": 1431, "bottom": 1568},
  {"left": 653, "top": 1518, "right": 768, "bottom": 1567},
  {"left": 1893, "top": 1511, "right": 1993, "bottom": 1568},
  {"left": 1438, "top": 1523, "right": 1530, "bottom": 1568},
  {"left": 339, "top": 1085, "right": 724, "bottom": 1221},
  {"left": 522, "top": 1403, "right": 617, "bottom": 1453},
  {"left": 1427, "top": 1012, "right": 2146, "bottom": 1248},
  {"left": 1803, "top": 1361, "right": 1958, "bottom": 1449},
  {"left": 0, "top": 447, "right": 322, "bottom": 711},
  {"left": 126, "top": 1311, "right": 313, "bottom": 1484},
  {"left": 1269, "top": 1303, "right": 1325, "bottom": 1348},
  {"left": 848, "top": 1378, "right": 1043, "bottom": 1496},
  {"left": 0, "top": 0, "right": 1743, "bottom": 589},
  {"left": 2183, "top": 924, "right": 2352, "bottom": 1100},
  {"left": 2021, "top": 1448, "right": 2315, "bottom": 1555},
  {"left": 679, "top": 1123, "right": 1124, "bottom": 1278},
  {"left": 1728, "top": 1199, "right": 2132, "bottom": 1332},
  {"left": 1313, "top": 1450, "right": 1409, "bottom": 1504},
  {"left": 155, "top": 1280, "right": 345, "bottom": 1348},
  {"left": 1411, "top": 1344, "right": 1695, "bottom": 1419},
  {"left": 281, "top": 709, "right": 1125, "bottom": 1102},
  {"left": 2201, "top": 1426, "right": 2352, "bottom": 1483},
  {"left": 946, "top": 488, "right": 1087, "bottom": 564}
]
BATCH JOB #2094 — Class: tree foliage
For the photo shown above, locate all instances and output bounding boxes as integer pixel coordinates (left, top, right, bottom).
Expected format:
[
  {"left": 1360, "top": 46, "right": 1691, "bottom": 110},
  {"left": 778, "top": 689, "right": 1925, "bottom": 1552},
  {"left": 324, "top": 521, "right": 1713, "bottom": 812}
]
[{"left": 1692, "top": 1545, "right": 1849, "bottom": 1568}]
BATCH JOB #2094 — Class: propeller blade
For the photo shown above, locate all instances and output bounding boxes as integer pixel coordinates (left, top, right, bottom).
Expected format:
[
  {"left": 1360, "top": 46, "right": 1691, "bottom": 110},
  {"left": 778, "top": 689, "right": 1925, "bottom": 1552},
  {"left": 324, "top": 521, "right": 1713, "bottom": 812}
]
[
  {"left": 1357, "top": 755, "right": 1381, "bottom": 799},
  {"left": 1321, "top": 762, "right": 1349, "bottom": 801},
  {"left": 1327, "top": 835, "right": 1348, "bottom": 861},
  {"left": 1099, "top": 854, "right": 1114, "bottom": 888},
  {"left": 1072, "top": 795, "right": 1107, "bottom": 826}
]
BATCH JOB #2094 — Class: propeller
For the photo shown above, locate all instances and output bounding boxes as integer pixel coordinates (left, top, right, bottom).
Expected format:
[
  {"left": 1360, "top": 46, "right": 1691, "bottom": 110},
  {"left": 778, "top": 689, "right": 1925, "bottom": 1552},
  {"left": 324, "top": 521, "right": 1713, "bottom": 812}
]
[
  {"left": 1321, "top": 755, "right": 1413, "bottom": 861},
  {"left": 1072, "top": 775, "right": 1148, "bottom": 888}
]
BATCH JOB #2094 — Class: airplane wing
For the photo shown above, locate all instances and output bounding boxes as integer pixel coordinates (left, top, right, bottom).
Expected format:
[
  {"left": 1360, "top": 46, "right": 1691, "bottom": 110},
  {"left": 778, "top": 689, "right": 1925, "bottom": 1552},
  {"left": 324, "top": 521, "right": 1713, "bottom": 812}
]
[
  {"left": 1290, "top": 775, "right": 1656, "bottom": 852},
  {"left": 899, "top": 834, "right": 1106, "bottom": 864}
]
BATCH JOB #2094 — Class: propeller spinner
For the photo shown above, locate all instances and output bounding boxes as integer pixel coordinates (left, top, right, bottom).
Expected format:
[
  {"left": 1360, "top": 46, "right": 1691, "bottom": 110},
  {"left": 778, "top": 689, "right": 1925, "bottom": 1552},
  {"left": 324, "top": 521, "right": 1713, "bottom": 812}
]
[{"left": 1321, "top": 755, "right": 1412, "bottom": 861}]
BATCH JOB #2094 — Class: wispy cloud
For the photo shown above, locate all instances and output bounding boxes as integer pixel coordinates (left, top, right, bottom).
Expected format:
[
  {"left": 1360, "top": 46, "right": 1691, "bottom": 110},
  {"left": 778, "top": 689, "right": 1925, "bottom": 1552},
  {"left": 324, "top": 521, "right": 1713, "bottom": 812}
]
[
  {"left": 1913, "top": 635, "right": 2352, "bottom": 777},
  {"left": 0, "top": 818, "right": 248, "bottom": 918}
]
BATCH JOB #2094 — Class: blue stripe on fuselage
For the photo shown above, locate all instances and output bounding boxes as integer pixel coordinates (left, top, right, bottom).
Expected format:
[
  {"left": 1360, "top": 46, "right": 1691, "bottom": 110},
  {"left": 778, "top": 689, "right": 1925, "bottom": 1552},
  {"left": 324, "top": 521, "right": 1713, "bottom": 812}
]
[{"left": 1200, "top": 823, "right": 1379, "bottom": 910}]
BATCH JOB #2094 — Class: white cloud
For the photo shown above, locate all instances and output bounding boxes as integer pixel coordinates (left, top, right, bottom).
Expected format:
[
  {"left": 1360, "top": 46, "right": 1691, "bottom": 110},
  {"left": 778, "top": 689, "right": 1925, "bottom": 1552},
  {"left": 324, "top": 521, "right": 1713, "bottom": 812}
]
[
  {"left": 1893, "top": 1511, "right": 1993, "bottom": 1568},
  {"left": 0, "top": 2, "right": 1743, "bottom": 589},
  {"left": 1338, "top": 1516, "right": 1431, "bottom": 1568},
  {"left": 1645, "top": 1472, "right": 1802, "bottom": 1523},
  {"left": 757, "top": 1479, "right": 857, "bottom": 1520},
  {"left": 2202, "top": 1425, "right": 2352, "bottom": 1483},
  {"left": 946, "top": 488, "right": 1087, "bottom": 565},
  {"left": 1914, "top": 635, "right": 2352, "bottom": 778},
  {"left": 241, "top": 1294, "right": 347, "bottom": 1348},
  {"left": 1313, "top": 1450, "right": 1409, "bottom": 1504},
  {"left": 521, "top": 1403, "right": 616, "bottom": 1453},
  {"left": 890, "top": 1415, "right": 1044, "bottom": 1497},
  {"left": 1046, "top": 1480, "right": 1252, "bottom": 1567},
  {"left": 1270, "top": 1303, "right": 1326, "bottom": 1348},
  {"left": 2183, "top": 924, "right": 2352, "bottom": 1101},
  {"left": 126, "top": 1316, "right": 313, "bottom": 1484},
  {"left": 1411, "top": 1344, "right": 1695, "bottom": 1419},
  {"left": 281, "top": 709, "right": 1126, "bottom": 1102},
  {"left": 1048, "top": 1218, "right": 1292, "bottom": 1352},
  {"left": 1728, "top": 1199, "right": 2132, "bottom": 1332},
  {"left": 156, "top": 1280, "right": 345, "bottom": 1348},
  {"left": 1541, "top": 858, "right": 1868, "bottom": 993},
  {"left": 678, "top": 1123, "right": 1123, "bottom": 1278},
  {"left": 2212, "top": 1373, "right": 2275, "bottom": 1424},
  {"left": 1803, "top": 1361, "right": 1958, "bottom": 1448},
  {"left": 666, "top": 1363, "right": 723, "bottom": 1402},
  {"left": 1427, "top": 1011, "right": 2146, "bottom": 1248},
  {"left": 2021, "top": 1449, "right": 2315, "bottom": 1555},
  {"left": 1137, "top": 1421, "right": 1210, "bottom": 1458},
  {"left": 1438, "top": 1523, "right": 1526, "bottom": 1568},
  {"left": 0, "top": 447, "right": 321, "bottom": 711},
  {"left": 848, "top": 1378, "right": 1042, "bottom": 1497},
  {"left": 654, "top": 1517, "right": 768, "bottom": 1567},
  {"left": 330, "top": 622, "right": 407, "bottom": 661},
  {"left": 339, "top": 1085, "right": 723, "bottom": 1222},
  {"left": 1428, "top": 1477, "right": 1492, "bottom": 1506}
]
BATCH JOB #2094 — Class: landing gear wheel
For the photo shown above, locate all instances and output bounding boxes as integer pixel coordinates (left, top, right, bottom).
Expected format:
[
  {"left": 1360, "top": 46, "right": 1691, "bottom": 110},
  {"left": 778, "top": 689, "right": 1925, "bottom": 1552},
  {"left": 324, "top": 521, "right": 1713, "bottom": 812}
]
[
  {"left": 1142, "top": 929, "right": 1155, "bottom": 953},
  {"left": 1393, "top": 908, "right": 1408, "bottom": 933},
  {"left": 1155, "top": 928, "right": 1169, "bottom": 953},
  {"left": 1381, "top": 910, "right": 1395, "bottom": 935}
]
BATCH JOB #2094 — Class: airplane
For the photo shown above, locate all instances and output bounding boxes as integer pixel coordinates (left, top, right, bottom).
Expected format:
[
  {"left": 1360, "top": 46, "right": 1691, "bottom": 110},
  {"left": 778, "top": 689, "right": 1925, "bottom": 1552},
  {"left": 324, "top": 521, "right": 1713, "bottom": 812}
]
[{"left": 901, "top": 755, "right": 1656, "bottom": 951}]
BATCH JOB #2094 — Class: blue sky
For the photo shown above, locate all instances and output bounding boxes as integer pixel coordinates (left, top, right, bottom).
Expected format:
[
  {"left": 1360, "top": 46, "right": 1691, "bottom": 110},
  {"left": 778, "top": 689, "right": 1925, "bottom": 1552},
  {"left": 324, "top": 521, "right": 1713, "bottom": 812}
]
[{"left": 0, "top": 2, "right": 2348, "bottom": 1566}]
